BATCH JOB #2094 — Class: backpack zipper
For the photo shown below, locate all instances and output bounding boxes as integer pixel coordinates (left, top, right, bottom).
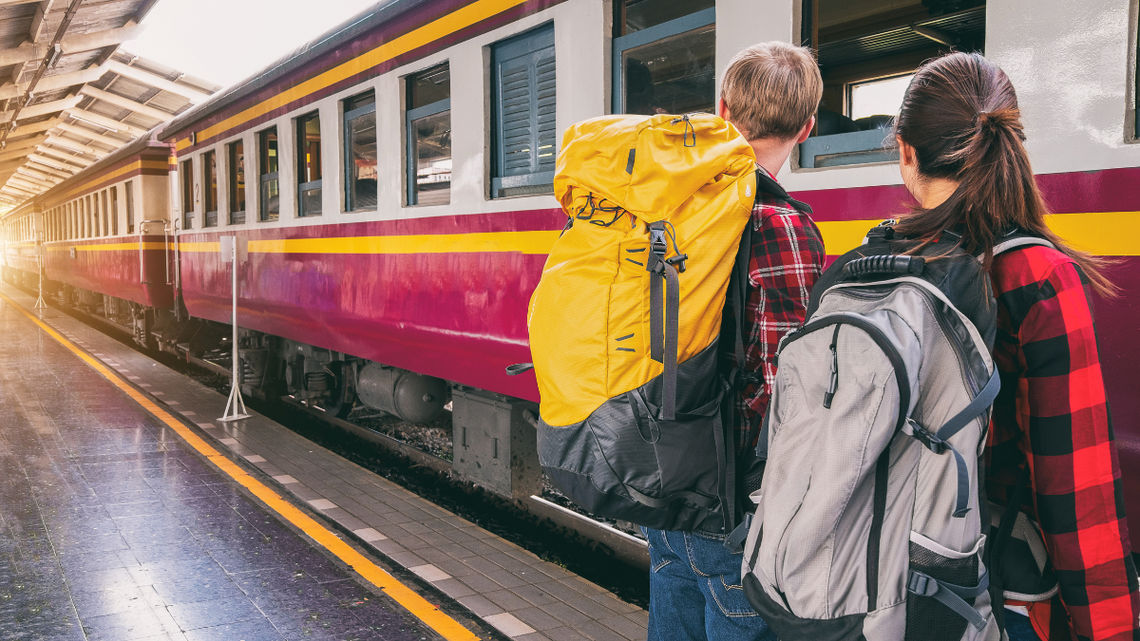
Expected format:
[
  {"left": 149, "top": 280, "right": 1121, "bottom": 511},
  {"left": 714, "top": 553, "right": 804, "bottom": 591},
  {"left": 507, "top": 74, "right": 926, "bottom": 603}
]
[
  {"left": 823, "top": 325, "right": 841, "bottom": 408},
  {"left": 781, "top": 313, "right": 911, "bottom": 433}
]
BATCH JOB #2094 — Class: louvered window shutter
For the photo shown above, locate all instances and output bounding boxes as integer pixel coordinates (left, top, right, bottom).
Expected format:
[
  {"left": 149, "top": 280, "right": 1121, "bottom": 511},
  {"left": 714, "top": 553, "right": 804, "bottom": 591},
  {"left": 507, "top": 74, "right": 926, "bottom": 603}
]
[{"left": 492, "top": 24, "right": 556, "bottom": 198}]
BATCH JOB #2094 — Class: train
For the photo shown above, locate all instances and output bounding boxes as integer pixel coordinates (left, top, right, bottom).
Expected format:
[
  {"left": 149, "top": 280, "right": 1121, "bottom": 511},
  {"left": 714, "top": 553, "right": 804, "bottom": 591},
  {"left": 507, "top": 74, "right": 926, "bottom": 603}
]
[{"left": 3, "top": 0, "right": 1138, "bottom": 540}]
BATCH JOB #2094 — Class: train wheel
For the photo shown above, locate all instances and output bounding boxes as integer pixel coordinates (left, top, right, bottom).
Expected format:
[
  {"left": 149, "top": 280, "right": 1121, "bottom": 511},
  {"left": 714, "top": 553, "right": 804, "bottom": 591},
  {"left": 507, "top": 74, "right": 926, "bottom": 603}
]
[{"left": 322, "top": 362, "right": 356, "bottom": 419}]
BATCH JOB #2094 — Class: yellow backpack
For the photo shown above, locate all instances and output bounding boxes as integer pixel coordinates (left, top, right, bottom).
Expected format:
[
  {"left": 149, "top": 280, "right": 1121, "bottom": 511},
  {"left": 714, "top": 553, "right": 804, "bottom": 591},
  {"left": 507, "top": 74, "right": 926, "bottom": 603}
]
[{"left": 526, "top": 113, "right": 760, "bottom": 532}]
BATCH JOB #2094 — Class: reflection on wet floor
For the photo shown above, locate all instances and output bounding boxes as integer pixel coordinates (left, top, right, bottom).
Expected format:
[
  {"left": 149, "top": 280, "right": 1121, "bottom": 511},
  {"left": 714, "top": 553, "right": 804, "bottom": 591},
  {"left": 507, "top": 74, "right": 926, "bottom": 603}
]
[{"left": 0, "top": 302, "right": 433, "bottom": 641}]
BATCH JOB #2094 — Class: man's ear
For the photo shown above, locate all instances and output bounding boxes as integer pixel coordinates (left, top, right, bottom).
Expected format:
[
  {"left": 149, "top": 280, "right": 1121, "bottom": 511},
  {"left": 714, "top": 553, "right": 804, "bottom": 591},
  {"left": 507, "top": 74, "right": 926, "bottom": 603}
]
[
  {"left": 718, "top": 98, "right": 730, "bottom": 122},
  {"left": 795, "top": 116, "right": 816, "bottom": 144}
]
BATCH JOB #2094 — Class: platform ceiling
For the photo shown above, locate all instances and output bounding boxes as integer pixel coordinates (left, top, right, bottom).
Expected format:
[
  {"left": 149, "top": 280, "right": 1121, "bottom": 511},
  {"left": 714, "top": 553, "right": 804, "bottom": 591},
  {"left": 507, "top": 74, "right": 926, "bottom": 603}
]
[{"left": 0, "top": 0, "right": 219, "bottom": 213}]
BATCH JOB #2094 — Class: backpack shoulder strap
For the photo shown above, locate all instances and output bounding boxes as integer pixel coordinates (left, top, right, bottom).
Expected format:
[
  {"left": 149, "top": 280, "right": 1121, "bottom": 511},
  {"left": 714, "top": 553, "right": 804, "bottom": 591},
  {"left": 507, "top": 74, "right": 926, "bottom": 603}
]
[{"left": 993, "top": 233, "right": 1055, "bottom": 257}]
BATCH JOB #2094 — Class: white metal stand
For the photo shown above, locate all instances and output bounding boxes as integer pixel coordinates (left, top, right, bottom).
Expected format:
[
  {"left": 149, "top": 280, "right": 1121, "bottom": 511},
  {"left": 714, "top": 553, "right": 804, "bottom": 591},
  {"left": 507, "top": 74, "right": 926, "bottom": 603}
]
[
  {"left": 219, "top": 236, "right": 250, "bottom": 422},
  {"left": 34, "top": 235, "right": 46, "bottom": 309}
]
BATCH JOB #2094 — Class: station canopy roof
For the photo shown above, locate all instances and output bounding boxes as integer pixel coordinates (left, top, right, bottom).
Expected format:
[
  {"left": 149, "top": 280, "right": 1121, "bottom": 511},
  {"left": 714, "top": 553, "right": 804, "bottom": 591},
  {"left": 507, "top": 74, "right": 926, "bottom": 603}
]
[{"left": 0, "top": 0, "right": 219, "bottom": 213}]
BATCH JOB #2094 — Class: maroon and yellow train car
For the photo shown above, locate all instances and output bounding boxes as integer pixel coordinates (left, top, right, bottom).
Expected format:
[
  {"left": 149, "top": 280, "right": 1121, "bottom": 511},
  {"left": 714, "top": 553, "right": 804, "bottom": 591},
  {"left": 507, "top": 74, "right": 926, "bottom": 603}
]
[{"left": 39, "top": 134, "right": 176, "bottom": 313}]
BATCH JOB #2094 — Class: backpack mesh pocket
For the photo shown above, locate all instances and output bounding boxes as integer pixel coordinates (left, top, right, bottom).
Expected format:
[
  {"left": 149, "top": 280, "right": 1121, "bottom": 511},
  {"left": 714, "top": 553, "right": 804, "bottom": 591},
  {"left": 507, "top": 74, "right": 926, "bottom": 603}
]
[{"left": 905, "top": 540, "right": 979, "bottom": 641}]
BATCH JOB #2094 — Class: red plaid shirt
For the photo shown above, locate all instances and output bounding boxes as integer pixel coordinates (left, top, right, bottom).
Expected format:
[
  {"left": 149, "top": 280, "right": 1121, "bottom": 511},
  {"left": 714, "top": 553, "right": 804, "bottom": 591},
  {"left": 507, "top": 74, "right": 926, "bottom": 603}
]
[
  {"left": 735, "top": 167, "right": 825, "bottom": 440},
  {"left": 986, "top": 245, "right": 1140, "bottom": 641}
]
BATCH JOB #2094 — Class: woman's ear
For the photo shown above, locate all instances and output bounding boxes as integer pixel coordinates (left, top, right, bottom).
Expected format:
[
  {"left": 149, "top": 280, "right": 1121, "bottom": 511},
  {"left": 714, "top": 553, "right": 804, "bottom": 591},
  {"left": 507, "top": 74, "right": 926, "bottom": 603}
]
[
  {"left": 897, "top": 136, "right": 920, "bottom": 198},
  {"left": 897, "top": 137, "right": 916, "bottom": 169}
]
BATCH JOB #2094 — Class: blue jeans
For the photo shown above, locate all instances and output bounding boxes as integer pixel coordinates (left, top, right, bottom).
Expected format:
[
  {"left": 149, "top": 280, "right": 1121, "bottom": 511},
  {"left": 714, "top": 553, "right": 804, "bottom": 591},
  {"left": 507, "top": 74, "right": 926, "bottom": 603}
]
[
  {"left": 1005, "top": 610, "right": 1043, "bottom": 641},
  {"left": 643, "top": 527, "right": 777, "bottom": 641}
]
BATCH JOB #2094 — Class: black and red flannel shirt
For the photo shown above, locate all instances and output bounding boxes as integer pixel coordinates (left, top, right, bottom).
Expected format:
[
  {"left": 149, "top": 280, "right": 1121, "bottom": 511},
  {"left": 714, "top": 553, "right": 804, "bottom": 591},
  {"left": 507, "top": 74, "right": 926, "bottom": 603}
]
[
  {"left": 734, "top": 166, "right": 825, "bottom": 445},
  {"left": 986, "top": 245, "right": 1140, "bottom": 641}
]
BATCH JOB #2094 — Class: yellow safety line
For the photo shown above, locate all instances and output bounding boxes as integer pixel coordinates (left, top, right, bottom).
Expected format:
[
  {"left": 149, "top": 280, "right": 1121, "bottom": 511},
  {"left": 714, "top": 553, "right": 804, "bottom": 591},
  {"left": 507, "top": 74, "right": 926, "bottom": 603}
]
[{"left": 0, "top": 290, "right": 480, "bottom": 641}]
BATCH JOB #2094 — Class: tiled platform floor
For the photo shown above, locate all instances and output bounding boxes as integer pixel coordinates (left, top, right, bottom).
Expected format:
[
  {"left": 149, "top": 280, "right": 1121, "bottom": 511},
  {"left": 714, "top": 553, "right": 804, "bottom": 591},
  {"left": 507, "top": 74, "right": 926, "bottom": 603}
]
[
  {"left": 0, "top": 293, "right": 450, "bottom": 641},
  {"left": 0, "top": 284, "right": 649, "bottom": 641}
]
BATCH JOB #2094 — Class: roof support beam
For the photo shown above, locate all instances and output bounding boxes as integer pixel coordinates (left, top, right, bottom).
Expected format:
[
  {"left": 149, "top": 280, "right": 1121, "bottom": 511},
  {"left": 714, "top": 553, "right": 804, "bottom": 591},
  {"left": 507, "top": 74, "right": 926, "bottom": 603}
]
[
  {"left": 0, "top": 95, "right": 82, "bottom": 123},
  {"left": 8, "top": 117, "right": 61, "bottom": 137},
  {"left": 44, "top": 135, "right": 108, "bottom": 157},
  {"left": 0, "top": 24, "right": 145, "bottom": 68},
  {"left": 63, "top": 108, "right": 148, "bottom": 138},
  {"left": 16, "top": 167, "right": 58, "bottom": 184},
  {"left": 9, "top": 174, "right": 48, "bottom": 189},
  {"left": 33, "top": 144, "right": 91, "bottom": 165},
  {"left": 79, "top": 85, "right": 172, "bottom": 122},
  {"left": 35, "top": 146, "right": 93, "bottom": 167},
  {"left": 0, "top": 135, "right": 49, "bottom": 157},
  {"left": 10, "top": 61, "right": 26, "bottom": 85},
  {"left": 0, "top": 64, "right": 106, "bottom": 100},
  {"left": 54, "top": 121, "right": 126, "bottom": 148},
  {"left": 2, "top": 183, "right": 39, "bottom": 198},
  {"left": 105, "top": 60, "right": 211, "bottom": 102},
  {"left": 25, "top": 157, "right": 72, "bottom": 178},
  {"left": 30, "top": 1, "right": 55, "bottom": 42},
  {"left": 14, "top": 175, "right": 54, "bottom": 190}
]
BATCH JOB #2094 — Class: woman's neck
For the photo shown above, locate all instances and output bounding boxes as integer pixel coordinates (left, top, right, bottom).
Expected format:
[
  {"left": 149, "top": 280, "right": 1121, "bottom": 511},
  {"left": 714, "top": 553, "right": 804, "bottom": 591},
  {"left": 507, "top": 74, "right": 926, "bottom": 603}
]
[{"left": 914, "top": 177, "right": 960, "bottom": 209}]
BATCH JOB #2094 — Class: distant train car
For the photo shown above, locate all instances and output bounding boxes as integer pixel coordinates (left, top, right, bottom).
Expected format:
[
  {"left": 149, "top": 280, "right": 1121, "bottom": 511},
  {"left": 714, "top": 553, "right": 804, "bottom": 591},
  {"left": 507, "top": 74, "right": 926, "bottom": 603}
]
[
  {"left": 10, "top": 133, "right": 176, "bottom": 345},
  {"left": 1, "top": 204, "right": 41, "bottom": 287},
  {"left": 3, "top": 0, "right": 1137, "bottom": 537}
]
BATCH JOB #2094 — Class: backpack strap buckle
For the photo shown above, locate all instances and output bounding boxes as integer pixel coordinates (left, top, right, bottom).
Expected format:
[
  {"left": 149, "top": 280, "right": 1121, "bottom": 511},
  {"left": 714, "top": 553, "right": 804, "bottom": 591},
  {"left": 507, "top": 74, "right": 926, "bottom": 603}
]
[
  {"left": 907, "top": 571, "right": 937, "bottom": 597},
  {"left": 649, "top": 223, "right": 668, "bottom": 258},
  {"left": 906, "top": 417, "right": 947, "bottom": 455}
]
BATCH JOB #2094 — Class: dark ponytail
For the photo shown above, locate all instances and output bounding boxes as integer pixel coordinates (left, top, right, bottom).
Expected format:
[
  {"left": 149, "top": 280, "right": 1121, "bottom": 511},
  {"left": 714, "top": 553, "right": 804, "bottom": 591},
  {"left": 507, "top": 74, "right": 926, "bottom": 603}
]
[{"left": 893, "top": 52, "right": 1116, "bottom": 297}]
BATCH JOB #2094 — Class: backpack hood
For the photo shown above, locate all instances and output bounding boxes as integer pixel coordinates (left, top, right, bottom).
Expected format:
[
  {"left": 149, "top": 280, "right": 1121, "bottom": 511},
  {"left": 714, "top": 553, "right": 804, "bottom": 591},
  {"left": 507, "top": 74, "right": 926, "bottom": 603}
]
[{"left": 554, "top": 114, "right": 756, "bottom": 222}]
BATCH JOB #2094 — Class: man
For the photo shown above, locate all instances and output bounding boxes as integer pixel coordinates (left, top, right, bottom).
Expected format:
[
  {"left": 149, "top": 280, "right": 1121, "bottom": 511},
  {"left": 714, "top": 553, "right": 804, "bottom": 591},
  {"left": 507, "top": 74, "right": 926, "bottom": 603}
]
[{"left": 642, "top": 41, "right": 826, "bottom": 641}]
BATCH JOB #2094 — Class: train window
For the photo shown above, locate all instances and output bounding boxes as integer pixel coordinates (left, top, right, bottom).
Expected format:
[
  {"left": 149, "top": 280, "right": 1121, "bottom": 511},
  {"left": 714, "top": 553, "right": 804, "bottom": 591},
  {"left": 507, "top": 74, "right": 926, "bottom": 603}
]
[
  {"left": 800, "top": 0, "right": 985, "bottom": 169},
  {"left": 104, "top": 190, "right": 114, "bottom": 236},
  {"left": 89, "top": 195, "right": 97, "bottom": 237},
  {"left": 491, "top": 25, "right": 556, "bottom": 199},
  {"left": 125, "top": 182, "right": 135, "bottom": 234},
  {"left": 258, "top": 128, "right": 279, "bottom": 222},
  {"left": 181, "top": 159, "right": 194, "bottom": 230},
  {"left": 344, "top": 91, "right": 377, "bottom": 212},
  {"left": 297, "top": 111, "right": 323, "bottom": 217},
  {"left": 613, "top": 0, "right": 715, "bottom": 115},
  {"left": 228, "top": 140, "right": 246, "bottom": 225},
  {"left": 848, "top": 73, "right": 914, "bottom": 120},
  {"left": 204, "top": 150, "right": 219, "bottom": 227},
  {"left": 406, "top": 64, "right": 451, "bottom": 206}
]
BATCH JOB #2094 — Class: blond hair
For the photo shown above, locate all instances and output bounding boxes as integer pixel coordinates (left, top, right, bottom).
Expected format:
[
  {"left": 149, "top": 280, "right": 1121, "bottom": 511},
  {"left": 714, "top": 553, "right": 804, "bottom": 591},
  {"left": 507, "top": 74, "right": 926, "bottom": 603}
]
[{"left": 720, "top": 42, "right": 822, "bottom": 140}]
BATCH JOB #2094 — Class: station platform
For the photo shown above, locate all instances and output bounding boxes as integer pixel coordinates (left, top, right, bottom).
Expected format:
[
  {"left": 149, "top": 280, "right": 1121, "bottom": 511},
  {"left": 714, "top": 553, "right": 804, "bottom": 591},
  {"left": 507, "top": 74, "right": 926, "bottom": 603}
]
[{"left": 0, "top": 284, "right": 649, "bottom": 641}]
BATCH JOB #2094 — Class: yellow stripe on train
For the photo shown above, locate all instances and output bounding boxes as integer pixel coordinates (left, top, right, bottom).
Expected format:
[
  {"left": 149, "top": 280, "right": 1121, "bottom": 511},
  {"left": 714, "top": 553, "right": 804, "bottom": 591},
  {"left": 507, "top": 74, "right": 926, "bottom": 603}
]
[
  {"left": 817, "top": 211, "right": 1140, "bottom": 257},
  {"left": 43, "top": 211, "right": 1140, "bottom": 257},
  {"left": 46, "top": 243, "right": 170, "bottom": 252},
  {"left": 178, "top": 230, "right": 561, "bottom": 255}
]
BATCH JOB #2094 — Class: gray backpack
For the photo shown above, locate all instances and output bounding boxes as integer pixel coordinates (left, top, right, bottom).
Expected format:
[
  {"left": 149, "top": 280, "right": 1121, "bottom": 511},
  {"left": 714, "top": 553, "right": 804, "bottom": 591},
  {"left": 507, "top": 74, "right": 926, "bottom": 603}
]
[{"left": 740, "top": 224, "right": 1054, "bottom": 641}]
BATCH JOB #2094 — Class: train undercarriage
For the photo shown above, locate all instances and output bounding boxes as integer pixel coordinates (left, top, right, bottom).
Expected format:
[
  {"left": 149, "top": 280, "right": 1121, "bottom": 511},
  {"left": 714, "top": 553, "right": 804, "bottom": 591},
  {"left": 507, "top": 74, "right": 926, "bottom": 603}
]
[{"left": 3, "top": 265, "right": 453, "bottom": 426}]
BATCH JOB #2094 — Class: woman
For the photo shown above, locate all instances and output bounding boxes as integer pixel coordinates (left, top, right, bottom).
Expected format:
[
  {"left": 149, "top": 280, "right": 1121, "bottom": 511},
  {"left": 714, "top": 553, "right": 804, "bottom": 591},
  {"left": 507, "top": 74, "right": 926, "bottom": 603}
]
[{"left": 892, "top": 52, "right": 1139, "bottom": 641}]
